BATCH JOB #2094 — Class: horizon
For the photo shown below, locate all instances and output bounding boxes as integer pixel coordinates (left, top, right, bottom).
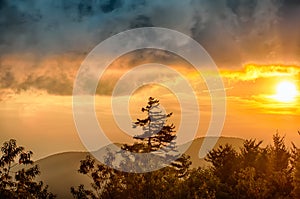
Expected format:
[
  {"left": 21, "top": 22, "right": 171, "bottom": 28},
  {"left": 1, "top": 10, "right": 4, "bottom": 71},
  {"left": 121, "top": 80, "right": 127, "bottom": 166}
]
[{"left": 34, "top": 135, "right": 292, "bottom": 161}]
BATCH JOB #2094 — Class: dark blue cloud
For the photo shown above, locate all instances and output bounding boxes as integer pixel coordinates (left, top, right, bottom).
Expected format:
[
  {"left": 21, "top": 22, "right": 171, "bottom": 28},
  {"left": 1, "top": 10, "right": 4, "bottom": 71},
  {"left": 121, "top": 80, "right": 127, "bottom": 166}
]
[
  {"left": 282, "top": 0, "right": 300, "bottom": 6},
  {"left": 226, "top": 0, "right": 258, "bottom": 17},
  {"left": 100, "top": 0, "right": 123, "bottom": 13},
  {"left": 0, "top": 0, "right": 299, "bottom": 67},
  {"left": 129, "top": 15, "right": 153, "bottom": 28}
]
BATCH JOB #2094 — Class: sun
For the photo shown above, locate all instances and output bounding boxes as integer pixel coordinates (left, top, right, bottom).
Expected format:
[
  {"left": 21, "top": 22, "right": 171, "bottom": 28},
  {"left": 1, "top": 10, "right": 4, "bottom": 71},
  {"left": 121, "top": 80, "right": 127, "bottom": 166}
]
[{"left": 274, "top": 81, "right": 298, "bottom": 103}]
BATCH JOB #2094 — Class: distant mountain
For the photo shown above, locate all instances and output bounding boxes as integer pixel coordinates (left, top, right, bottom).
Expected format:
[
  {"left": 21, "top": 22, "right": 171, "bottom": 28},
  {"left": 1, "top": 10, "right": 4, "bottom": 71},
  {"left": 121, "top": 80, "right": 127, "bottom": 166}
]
[
  {"left": 35, "top": 152, "right": 90, "bottom": 199},
  {"left": 36, "top": 137, "right": 244, "bottom": 199},
  {"left": 183, "top": 136, "right": 244, "bottom": 168}
]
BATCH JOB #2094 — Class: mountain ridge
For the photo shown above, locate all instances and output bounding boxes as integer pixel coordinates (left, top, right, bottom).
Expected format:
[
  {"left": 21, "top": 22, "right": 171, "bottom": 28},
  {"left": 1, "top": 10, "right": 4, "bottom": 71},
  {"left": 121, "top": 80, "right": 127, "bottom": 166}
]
[{"left": 35, "top": 136, "right": 245, "bottom": 199}]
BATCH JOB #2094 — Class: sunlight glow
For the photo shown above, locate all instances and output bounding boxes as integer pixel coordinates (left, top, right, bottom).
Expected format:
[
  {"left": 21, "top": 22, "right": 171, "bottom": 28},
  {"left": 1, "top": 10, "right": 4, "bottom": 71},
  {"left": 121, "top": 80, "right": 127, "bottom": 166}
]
[{"left": 274, "top": 81, "right": 298, "bottom": 103}]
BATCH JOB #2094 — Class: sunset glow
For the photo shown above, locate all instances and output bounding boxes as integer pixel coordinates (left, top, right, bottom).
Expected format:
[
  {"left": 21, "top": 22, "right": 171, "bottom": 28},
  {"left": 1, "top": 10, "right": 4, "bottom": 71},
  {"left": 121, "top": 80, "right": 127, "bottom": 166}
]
[
  {"left": 0, "top": 0, "right": 300, "bottom": 169},
  {"left": 274, "top": 81, "right": 298, "bottom": 103}
]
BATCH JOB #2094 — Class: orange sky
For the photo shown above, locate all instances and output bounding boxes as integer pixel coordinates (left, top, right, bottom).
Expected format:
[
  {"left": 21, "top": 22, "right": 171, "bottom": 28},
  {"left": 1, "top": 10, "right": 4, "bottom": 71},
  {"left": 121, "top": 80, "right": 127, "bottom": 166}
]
[
  {"left": 0, "top": 56, "right": 299, "bottom": 159},
  {"left": 1, "top": 0, "right": 300, "bottom": 160}
]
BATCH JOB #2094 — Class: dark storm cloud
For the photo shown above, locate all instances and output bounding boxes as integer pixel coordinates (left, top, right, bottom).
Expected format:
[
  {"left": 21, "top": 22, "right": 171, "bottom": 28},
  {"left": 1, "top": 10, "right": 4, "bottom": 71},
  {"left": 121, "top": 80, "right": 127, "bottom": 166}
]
[
  {"left": 0, "top": 0, "right": 299, "bottom": 96},
  {"left": 100, "top": 0, "right": 123, "bottom": 13},
  {"left": 282, "top": 0, "right": 300, "bottom": 6},
  {"left": 0, "top": 0, "right": 296, "bottom": 58},
  {"left": 18, "top": 74, "right": 72, "bottom": 95},
  {"left": 190, "top": 0, "right": 289, "bottom": 67},
  {"left": 0, "top": 69, "right": 14, "bottom": 88},
  {"left": 0, "top": 56, "right": 75, "bottom": 95},
  {"left": 129, "top": 15, "right": 153, "bottom": 29},
  {"left": 226, "top": 0, "right": 258, "bottom": 17}
]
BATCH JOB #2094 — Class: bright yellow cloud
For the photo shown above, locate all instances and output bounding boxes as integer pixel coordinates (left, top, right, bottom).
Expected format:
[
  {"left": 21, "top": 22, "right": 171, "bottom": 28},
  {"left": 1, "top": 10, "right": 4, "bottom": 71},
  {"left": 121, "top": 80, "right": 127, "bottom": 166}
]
[
  {"left": 220, "top": 64, "right": 300, "bottom": 116},
  {"left": 221, "top": 64, "right": 300, "bottom": 81}
]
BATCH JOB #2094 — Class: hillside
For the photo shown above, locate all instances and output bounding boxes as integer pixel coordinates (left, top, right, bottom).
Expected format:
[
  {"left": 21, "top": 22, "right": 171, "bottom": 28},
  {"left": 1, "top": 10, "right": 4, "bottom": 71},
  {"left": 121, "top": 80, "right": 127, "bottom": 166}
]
[
  {"left": 36, "top": 137, "right": 244, "bottom": 198},
  {"left": 35, "top": 152, "right": 90, "bottom": 198},
  {"left": 184, "top": 136, "right": 244, "bottom": 168}
]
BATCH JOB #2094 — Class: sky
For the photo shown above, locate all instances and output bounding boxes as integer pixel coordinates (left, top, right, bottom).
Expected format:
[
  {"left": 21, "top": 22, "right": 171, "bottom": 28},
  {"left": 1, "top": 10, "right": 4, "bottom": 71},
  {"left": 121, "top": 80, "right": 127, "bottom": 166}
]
[{"left": 0, "top": 0, "right": 300, "bottom": 159}]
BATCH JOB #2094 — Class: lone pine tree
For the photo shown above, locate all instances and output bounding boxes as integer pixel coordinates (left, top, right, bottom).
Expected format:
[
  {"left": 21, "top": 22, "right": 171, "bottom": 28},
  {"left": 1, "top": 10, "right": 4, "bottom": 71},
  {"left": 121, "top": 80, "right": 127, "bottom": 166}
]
[
  {"left": 71, "top": 97, "right": 191, "bottom": 199},
  {"left": 121, "top": 97, "right": 190, "bottom": 174}
]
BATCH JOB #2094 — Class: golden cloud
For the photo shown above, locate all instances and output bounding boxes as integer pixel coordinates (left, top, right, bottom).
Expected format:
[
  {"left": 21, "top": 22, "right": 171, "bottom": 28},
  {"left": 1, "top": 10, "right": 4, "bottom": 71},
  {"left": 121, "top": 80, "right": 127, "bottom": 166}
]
[{"left": 221, "top": 64, "right": 300, "bottom": 81}]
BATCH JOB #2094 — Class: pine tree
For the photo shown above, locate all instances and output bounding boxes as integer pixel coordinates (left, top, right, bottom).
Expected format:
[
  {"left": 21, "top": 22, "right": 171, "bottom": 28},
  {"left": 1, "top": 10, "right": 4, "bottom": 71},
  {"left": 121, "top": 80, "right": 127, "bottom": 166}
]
[
  {"left": 205, "top": 144, "right": 239, "bottom": 198},
  {"left": 120, "top": 97, "right": 191, "bottom": 199},
  {"left": 121, "top": 97, "right": 190, "bottom": 175},
  {"left": 291, "top": 142, "right": 300, "bottom": 198},
  {"left": 71, "top": 97, "right": 191, "bottom": 199},
  {"left": 123, "top": 97, "right": 176, "bottom": 153},
  {"left": 266, "top": 134, "right": 293, "bottom": 198}
]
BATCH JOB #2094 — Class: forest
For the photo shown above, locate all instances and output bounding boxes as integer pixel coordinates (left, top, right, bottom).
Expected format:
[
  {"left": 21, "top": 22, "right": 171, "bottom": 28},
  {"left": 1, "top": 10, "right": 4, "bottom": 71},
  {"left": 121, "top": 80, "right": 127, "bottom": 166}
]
[{"left": 1, "top": 98, "right": 300, "bottom": 199}]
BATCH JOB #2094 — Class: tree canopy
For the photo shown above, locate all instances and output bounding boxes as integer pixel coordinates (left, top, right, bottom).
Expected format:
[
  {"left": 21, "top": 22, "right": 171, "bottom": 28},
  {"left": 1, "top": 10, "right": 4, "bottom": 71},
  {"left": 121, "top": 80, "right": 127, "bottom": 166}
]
[
  {"left": 71, "top": 98, "right": 300, "bottom": 199},
  {"left": 0, "top": 139, "right": 55, "bottom": 199},
  {"left": 2, "top": 98, "right": 300, "bottom": 198}
]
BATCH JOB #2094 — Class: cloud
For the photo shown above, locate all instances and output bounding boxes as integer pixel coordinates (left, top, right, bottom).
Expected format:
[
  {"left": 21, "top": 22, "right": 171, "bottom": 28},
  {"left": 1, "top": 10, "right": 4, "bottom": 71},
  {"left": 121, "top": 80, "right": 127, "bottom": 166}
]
[
  {"left": 227, "top": 94, "right": 300, "bottom": 115},
  {"left": 0, "top": 53, "right": 81, "bottom": 96},
  {"left": 221, "top": 64, "right": 300, "bottom": 81},
  {"left": 221, "top": 64, "right": 300, "bottom": 115},
  {"left": 190, "top": 0, "right": 289, "bottom": 67},
  {"left": 0, "top": 0, "right": 299, "bottom": 65},
  {"left": 0, "top": 0, "right": 299, "bottom": 98},
  {"left": 0, "top": 49, "right": 195, "bottom": 97}
]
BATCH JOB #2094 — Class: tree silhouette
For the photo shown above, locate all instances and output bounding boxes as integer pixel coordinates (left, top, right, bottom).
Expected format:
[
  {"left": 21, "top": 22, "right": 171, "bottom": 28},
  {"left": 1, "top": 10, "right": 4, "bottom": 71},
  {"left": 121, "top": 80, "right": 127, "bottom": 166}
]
[
  {"left": 205, "top": 144, "right": 239, "bottom": 198},
  {"left": 293, "top": 163, "right": 300, "bottom": 198},
  {"left": 71, "top": 97, "right": 300, "bottom": 198},
  {"left": 71, "top": 97, "right": 191, "bottom": 199},
  {"left": 266, "top": 134, "right": 293, "bottom": 198},
  {"left": 204, "top": 134, "right": 295, "bottom": 199},
  {"left": 292, "top": 142, "right": 300, "bottom": 198},
  {"left": 233, "top": 139, "right": 269, "bottom": 198},
  {"left": 127, "top": 97, "right": 176, "bottom": 152},
  {"left": 121, "top": 97, "right": 190, "bottom": 174},
  {"left": 181, "top": 168, "right": 218, "bottom": 199},
  {"left": 70, "top": 155, "right": 125, "bottom": 199},
  {"left": 0, "top": 139, "right": 55, "bottom": 199},
  {"left": 119, "top": 97, "right": 191, "bottom": 199},
  {"left": 206, "top": 144, "right": 239, "bottom": 183}
]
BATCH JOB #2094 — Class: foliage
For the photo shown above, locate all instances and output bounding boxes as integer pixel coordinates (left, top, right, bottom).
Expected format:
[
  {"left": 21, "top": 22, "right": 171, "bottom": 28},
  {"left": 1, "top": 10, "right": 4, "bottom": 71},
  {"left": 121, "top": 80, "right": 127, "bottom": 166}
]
[
  {"left": 70, "top": 155, "right": 125, "bottom": 199},
  {"left": 266, "top": 134, "right": 293, "bottom": 198},
  {"left": 0, "top": 139, "right": 55, "bottom": 199},
  {"left": 291, "top": 142, "right": 300, "bottom": 198},
  {"left": 205, "top": 134, "right": 294, "bottom": 199},
  {"left": 71, "top": 98, "right": 300, "bottom": 198},
  {"left": 71, "top": 97, "right": 191, "bottom": 198},
  {"left": 181, "top": 168, "right": 218, "bottom": 199},
  {"left": 130, "top": 97, "right": 176, "bottom": 153}
]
